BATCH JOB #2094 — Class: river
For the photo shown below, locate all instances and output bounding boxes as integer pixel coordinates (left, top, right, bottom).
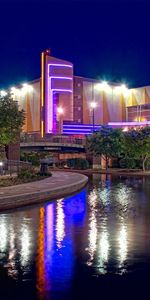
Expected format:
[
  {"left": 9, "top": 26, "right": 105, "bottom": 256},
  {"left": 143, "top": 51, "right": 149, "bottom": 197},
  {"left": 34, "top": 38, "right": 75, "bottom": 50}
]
[{"left": 0, "top": 174, "right": 150, "bottom": 299}]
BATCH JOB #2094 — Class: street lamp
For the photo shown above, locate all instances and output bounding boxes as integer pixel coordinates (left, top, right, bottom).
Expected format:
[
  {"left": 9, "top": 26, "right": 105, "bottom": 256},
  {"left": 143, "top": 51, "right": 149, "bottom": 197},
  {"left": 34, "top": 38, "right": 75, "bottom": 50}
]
[
  {"left": 90, "top": 102, "right": 97, "bottom": 132},
  {"left": 57, "top": 107, "right": 64, "bottom": 134}
]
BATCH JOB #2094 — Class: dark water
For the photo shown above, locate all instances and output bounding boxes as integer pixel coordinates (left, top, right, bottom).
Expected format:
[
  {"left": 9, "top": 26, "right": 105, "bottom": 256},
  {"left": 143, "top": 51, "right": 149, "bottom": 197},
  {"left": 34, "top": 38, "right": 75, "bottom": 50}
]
[{"left": 0, "top": 175, "right": 150, "bottom": 300}]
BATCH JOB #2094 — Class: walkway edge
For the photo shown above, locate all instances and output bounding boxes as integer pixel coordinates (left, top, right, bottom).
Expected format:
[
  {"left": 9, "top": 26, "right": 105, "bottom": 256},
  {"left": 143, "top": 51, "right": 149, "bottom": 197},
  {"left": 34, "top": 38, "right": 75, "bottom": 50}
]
[{"left": 0, "top": 172, "right": 88, "bottom": 211}]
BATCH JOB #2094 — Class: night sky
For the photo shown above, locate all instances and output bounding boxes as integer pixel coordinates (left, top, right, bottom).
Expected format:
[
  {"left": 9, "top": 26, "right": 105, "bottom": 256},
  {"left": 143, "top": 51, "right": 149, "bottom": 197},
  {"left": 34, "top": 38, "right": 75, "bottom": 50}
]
[{"left": 0, "top": 0, "right": 150, "bottom": 89}]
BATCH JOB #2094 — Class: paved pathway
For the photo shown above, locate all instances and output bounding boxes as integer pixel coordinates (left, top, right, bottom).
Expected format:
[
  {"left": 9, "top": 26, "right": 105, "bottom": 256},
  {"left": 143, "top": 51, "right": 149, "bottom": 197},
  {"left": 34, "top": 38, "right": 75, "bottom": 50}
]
[{"left": 0, "top": 171, "right": 88, "bottom": 211}]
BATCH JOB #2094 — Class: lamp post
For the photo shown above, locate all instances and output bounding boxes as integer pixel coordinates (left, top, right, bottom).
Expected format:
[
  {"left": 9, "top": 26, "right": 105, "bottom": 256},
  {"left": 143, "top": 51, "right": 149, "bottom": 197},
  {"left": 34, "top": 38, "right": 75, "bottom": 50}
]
[
  {"left": 57, "top": 107, "right": 64, "bottom": 134},
  {"left": 90, "top": 102, "right": 97, "bottom": 132}
]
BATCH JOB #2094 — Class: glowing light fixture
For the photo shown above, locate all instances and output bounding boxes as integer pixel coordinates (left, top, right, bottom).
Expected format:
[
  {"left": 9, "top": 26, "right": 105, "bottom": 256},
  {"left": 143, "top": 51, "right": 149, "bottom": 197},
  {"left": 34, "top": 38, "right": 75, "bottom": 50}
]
[
  {"left": 96, "top": 81, "right": 111, "bottom": 93},
  {"left": 21, "top": 83, "right": 33, "bottom": 94},
  {"left": 90, "top": 102, "right": 97, "bottom": 109},
  {"left": 57, "top": 107, "right": 64, "bottom": 114},
  {"left": 114, "top": 84, "right": 129, "bottom": 96},
  {"left": 0, "top": 90, "right": 7, "bottom": 97}
]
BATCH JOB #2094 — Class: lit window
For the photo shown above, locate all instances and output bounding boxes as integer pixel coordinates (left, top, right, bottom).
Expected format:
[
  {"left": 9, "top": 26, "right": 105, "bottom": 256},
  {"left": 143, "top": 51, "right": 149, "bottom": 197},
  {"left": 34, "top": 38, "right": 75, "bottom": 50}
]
[
  {"left": 77, "top": 83, "right": 81, "bottom": 87},
  {"left": 78, "top": 119, "right": 81, "bottom": 122},
  {"left": 78, "top": 107, "right": 81, "bottom": 111},
  {"left": 78, "top": 95, "right": 81, "bottom": 99}
]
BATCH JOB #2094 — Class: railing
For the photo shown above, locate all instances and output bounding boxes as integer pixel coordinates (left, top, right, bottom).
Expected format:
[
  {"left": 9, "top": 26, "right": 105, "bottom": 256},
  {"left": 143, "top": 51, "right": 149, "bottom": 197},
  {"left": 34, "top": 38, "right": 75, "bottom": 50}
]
[
  {"left": 20, "top": 133, "right": 86, "bottom": 146},
  {"left": 0, "top": 160, "right": 32, "bottom": 176}
]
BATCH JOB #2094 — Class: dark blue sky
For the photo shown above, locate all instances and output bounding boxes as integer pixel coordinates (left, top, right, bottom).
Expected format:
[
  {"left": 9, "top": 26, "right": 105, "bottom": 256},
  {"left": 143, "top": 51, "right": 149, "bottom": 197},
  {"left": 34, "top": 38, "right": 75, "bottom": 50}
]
[{"left": 0, "top": 0, "right": 150, "bottom": 89}]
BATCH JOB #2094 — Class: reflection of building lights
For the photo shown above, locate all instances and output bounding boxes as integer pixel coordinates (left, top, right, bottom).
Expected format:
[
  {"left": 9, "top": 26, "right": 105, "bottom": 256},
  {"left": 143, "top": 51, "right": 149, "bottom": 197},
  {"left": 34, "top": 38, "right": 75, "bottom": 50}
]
[
  {"left": 7, "top": 227, "right": 18, "bottom": 279},
  {"left": 87, "top": 211, "right": 97, "bottom": 265},
  {"left": 118, "top": 224, "right": 128, "bottom": 267},
  {"left": 20, "top": 224, "right": 31, "bottom": 267},
  {"left": 37, "top": 207, "right": 46, "bottom": 298},
  {"left": 87, "top": 189, "right": 98, "bottom": 266},
  {"left": 100, "top": 231, "right": 109, "bottom": 262},
  {"left": 0, "top": 217, "right": 8, "bottom": 253},
  {"left": 56, "top": 199, "right": 65, "bottom": 248}
]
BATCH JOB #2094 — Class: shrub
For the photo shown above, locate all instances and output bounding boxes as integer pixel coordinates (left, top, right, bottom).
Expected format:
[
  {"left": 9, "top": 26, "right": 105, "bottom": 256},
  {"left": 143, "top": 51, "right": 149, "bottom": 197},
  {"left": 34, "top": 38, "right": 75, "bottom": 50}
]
[
  {"left": 20, "top": 151, "right": 53, "bottom": 166},
  {"left": 145, "top": 158, "right": 150, "bottom": 170},
  {"left": 67, "top": 158, "right": 89, "bottom": 170},
  {"left": 119, "top": 157, "right": 137, "bottom": 169},
  {"left": 18, "top": 168, "right": 35, "bottom": 179}
]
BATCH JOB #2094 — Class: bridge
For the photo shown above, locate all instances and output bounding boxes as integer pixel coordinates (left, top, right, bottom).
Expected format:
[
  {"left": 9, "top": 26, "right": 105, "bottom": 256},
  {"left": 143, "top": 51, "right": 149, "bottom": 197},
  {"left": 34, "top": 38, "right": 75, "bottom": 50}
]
[{"left": 20, "top": 133, "right": 86, "bottom": 153}]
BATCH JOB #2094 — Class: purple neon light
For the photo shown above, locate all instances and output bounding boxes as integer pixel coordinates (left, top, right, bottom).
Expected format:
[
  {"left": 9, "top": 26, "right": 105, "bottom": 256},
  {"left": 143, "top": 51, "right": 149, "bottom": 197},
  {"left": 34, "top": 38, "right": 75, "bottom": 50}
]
[
  {"left": 46, "top": 63, "right": 73, "bottom": 133},
  {"left": 108, "top": 121, "right": 150, "bottom": 126},
  {"left": 63, "top": 131, "right": 92, "bottom": 135},
  {"left": 51, "top": 89, "right": 72, "bottom": 93},
  {"left": 63, "top": 124, "right": 101, "bottom": 127},
  {"left": 63, "top": 128, "right": 93, "bottom": 131},
  {"left": 50, "top": 76, "right": 72, "bottom": 80}
]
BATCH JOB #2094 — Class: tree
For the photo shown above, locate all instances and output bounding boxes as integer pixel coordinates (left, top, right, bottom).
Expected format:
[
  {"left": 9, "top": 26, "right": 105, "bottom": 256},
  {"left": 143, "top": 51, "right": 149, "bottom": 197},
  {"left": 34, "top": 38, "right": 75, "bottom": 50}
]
[
  {"left": 0, "top": 93, "right": 25, "bottom": 157},
  {"left": 124, "top": 127, "right": 150, "bottom": 171},
  {"left": 87, "top": 125, "right": 125, "bottom": 169}
]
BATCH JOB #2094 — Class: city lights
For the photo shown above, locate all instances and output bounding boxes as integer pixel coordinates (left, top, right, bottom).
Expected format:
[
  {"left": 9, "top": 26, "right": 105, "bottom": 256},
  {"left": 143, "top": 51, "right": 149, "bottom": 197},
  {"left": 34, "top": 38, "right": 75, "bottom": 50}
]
[
  {"left": 96, "top": 81, "right": 111, "bottom": 93},
  {"left": 10, "top": 84, "right": 33, "bottom": 97},
  {"left": 114, "top": 84, "right": 129, "bottom": 96},
  {"left": 0, "top": 90, "right": 7, "bottom": 97}
]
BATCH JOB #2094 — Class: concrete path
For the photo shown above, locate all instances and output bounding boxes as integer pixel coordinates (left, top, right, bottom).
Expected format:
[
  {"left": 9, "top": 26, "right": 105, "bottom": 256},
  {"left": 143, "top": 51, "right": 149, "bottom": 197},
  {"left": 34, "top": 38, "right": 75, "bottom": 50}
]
[{"left": 0, "top": 171, "right": 88, "bottom": 211}]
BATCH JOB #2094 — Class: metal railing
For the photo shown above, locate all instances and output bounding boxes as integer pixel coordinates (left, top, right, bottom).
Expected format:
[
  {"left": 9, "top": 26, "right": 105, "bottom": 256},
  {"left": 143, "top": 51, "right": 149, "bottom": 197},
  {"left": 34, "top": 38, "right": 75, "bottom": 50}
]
[
  {"left": 20, "top": 133, "right": 86, "bottom": 146},
  {"left": 0, "top": 160, "right": 32, "bottom": 176}
]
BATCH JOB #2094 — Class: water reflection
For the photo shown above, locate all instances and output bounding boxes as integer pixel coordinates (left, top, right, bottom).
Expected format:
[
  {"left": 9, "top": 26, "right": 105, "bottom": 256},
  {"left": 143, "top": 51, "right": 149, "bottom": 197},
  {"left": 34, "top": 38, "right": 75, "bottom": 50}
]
[
  {"left": 6, "top": 227, "right": 18, "bottom": 279},
  {"left": 118, "top": 222, "right": 128, "bottom": 269},
  {"left": 0, "top": 216, "right": 8, "bottom": 253},
  {"left": 56, "top": 199, "right": 65, "bottom": 248},
  {"left": 0, "top": 176, "right": 150, "bottom": 299},
  {"left": 87, "top": 189, "right": 98, "bottom": 266},
  {"left": 20, "top": 222, "right": 32, "bottom": 267},
  {"left": 98, "top": 220, "right": 110, "bottom": 274}
]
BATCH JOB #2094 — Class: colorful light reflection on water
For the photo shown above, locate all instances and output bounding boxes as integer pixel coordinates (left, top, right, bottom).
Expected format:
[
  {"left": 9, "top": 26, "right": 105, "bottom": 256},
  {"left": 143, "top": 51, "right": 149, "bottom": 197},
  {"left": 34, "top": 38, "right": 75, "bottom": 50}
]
[{"left": 0, "top": 176, "right": 150, "bottom": 299}]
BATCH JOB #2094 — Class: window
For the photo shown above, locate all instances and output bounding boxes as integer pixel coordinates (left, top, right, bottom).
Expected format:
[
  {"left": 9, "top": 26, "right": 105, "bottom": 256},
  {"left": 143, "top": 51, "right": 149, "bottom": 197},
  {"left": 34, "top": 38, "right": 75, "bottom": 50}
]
[
  {"left": 78, "top": 95, "right": 81, "bottom": 99},
  {"left": 78, "top": 107, "right": 81, "bottom": 111},
  {"left": 77, "top": 83, "right": 81, "bottom": 87}
]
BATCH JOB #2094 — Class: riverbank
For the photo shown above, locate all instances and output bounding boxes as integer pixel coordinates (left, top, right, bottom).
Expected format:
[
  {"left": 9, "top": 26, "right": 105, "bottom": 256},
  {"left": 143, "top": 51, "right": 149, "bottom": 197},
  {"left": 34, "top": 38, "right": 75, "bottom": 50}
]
[
  {"left": 0, "top": 171, "right": 88, "bottom": 211},
  {"left": 53, "top": 167, "right": 150, "bottom": 176}
]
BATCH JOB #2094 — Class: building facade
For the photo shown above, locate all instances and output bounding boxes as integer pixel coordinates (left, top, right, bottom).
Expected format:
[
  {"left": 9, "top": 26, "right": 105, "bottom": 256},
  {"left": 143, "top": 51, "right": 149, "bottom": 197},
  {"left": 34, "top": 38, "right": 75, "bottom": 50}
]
[{"left": 4, "top": 49, "right": 150, "bottom": 136}]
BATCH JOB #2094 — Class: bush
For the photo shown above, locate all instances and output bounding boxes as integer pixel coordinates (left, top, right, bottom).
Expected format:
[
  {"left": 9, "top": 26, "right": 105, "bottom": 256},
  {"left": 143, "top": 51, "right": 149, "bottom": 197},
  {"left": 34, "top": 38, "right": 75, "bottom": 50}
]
[
  {"left": 18, "top": 168, "right": 35, "bottom": 179},
  {"left": 119, "top": 157, "right": 137, "bottom": 169},
  {"left": 20, "top": 151, "right": 53, "bottom": 166},
  {"left": 67, "top": 158, "right": 89, "bottom": 170},
  {"left": 145, "top": 158, "right": 150, "bottom": 170}
]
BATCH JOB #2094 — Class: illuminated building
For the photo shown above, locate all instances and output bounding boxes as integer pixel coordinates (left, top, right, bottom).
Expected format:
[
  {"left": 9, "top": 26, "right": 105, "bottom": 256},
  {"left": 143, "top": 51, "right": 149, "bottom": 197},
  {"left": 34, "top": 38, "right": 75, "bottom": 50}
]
[{"left": 2, "top": 49, "right": 150, "bottom": 137}]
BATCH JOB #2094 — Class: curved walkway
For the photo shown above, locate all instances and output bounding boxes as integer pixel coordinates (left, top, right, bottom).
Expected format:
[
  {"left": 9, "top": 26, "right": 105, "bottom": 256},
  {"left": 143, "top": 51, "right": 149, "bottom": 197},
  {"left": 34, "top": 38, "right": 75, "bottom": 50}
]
[{"left": 0, "top": 171, "right": 88, "bottom": 212}]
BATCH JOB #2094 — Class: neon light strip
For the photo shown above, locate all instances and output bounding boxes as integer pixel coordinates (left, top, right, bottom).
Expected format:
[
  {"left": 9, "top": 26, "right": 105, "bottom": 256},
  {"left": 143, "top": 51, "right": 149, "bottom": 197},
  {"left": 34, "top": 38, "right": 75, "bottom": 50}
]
[
  {"left": 108, "top": 121, "right": 150, "bottom": 126},
  {"left": 63, "top": 124, "right": 101, "bottom": 127},
  {"left": 47, "top": 63, "right": 73, "bottom": 133},
  {"left": 41, "top": 53, "right": 44, "bottom": 107},
  {"left": 63, "top": 131, "right": 92, "bottom": 135},
  {"left": 50, "top": 76, "right": 72, "bottom": 80},
  {"left": 51, "top": 89, "right": 72, "bottom": 93},
  {"left": 62, "top": 127, "right": 92, "bottom": 131},
  {"left": 41, "top": 120, "right": 44, "bottom": 138},
  {"left": 48, "top": 63, "right": 72, "bottom": 68}
]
